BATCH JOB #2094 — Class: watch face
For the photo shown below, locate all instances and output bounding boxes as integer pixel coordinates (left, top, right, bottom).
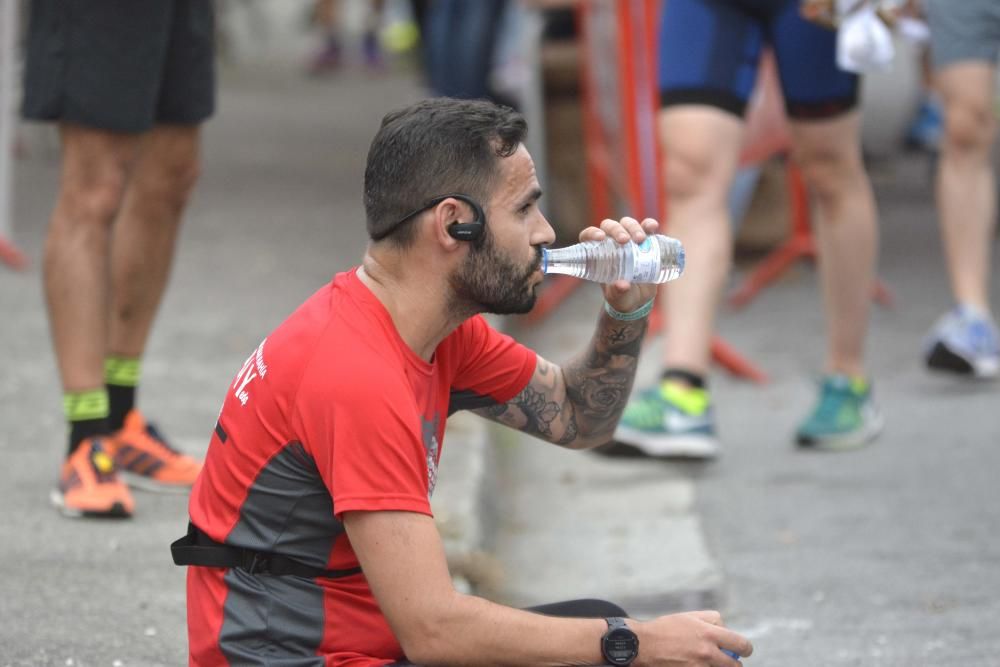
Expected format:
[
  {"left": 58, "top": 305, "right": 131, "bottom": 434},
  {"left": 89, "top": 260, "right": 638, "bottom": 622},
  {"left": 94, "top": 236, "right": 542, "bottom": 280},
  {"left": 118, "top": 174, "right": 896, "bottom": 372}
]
[{"left": 604, "top": 627, "right": 639, "bottom": 665}]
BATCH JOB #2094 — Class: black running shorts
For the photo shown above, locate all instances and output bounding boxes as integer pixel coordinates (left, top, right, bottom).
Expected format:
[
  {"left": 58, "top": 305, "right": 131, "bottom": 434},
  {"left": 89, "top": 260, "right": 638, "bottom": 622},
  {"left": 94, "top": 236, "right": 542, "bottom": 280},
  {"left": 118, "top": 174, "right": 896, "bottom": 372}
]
[{"left": 21, "top": 0, "right": 216, "bottom": 134}]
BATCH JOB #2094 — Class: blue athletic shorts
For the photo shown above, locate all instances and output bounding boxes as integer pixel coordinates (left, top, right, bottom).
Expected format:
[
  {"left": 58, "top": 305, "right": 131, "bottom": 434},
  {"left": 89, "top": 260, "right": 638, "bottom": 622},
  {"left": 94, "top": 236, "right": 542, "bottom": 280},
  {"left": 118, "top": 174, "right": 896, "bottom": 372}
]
[{"left": 658, "top": 0, "right": 859, "bottom": 119}]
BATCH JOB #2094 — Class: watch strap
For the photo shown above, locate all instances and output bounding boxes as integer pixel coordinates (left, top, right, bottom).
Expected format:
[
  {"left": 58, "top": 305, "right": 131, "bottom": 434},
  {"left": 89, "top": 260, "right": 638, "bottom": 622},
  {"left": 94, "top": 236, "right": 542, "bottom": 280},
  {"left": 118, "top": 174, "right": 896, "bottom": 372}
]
[{"left": 606, "top": 617, "right": 628, "bottom": 630}]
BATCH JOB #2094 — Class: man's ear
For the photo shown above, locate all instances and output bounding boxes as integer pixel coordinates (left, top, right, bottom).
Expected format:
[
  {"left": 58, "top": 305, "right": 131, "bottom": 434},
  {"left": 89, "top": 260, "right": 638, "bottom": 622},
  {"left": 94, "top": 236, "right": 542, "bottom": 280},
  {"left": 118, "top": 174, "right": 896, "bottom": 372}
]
[
  {"left": 442, "top": 195, "right": 486, "bottom": 242},
  {"left": 430, "top": 198, "right": 466, "bottom": 250}
]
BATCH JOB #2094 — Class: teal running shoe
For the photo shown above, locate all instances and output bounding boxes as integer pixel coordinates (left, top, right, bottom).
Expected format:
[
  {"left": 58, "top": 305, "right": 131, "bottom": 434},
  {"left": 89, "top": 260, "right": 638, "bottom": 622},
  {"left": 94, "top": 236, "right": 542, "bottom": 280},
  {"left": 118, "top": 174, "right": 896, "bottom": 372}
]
[
  {"left": 611, "top": 381, "right": 719, "bottom": 459},
  {"left": 796, "top": 375, "right": 883, "bottom": 450}
]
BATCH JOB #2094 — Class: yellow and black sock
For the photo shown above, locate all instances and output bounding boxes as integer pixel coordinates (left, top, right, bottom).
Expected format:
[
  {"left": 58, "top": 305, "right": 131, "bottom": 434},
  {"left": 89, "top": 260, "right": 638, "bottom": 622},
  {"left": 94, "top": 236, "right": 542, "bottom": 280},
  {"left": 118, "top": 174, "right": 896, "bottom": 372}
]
[
  {"left": 661, "top": 368, "right": 707, "bottom": 389},
  {"left": 64, "top": 389, "right": 110, "bottom": 455},
  {"left": 106, "top": 356, "right": 141, "bottom": 432}
]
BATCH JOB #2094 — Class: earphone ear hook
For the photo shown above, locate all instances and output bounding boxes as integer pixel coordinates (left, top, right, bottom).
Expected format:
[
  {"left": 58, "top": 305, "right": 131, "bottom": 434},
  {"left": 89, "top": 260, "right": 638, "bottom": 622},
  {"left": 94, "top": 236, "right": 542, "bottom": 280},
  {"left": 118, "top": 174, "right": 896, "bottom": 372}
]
[{"left": 381, "top": 193, "right": 487, "bottom": 242}]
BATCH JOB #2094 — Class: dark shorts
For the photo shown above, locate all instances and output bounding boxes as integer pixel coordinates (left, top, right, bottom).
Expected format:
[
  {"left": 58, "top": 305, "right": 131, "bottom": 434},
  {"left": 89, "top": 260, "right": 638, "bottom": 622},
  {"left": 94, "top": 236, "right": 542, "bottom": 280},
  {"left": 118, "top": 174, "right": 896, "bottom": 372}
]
[
  {"left": 658, "top": 0, "right": 858, "bottom": 120},
  {"left": 22, "top": 0, "right": 216, "bottom": 134}
]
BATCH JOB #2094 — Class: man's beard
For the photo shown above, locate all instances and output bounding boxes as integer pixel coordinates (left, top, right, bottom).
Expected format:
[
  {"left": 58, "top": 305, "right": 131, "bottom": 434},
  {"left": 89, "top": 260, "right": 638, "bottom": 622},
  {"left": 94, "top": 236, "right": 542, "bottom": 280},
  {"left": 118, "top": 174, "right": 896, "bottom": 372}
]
[{"left": 449, "top": 230, "right": 543, "bottom": 316}]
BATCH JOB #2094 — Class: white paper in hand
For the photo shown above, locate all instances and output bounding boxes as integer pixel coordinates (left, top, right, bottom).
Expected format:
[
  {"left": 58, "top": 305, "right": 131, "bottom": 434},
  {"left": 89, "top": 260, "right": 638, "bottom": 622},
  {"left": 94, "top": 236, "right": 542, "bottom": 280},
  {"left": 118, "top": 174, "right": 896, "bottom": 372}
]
[{"left": 836, "top": 3, "right": 895, "bottom": 73}]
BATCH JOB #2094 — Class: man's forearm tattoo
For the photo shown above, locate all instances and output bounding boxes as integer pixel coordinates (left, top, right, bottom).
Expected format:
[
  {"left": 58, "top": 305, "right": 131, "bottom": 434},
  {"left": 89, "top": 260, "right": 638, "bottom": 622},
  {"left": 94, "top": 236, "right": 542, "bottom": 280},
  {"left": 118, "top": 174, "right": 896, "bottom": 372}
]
[
  {"left": 513, "top": 384, "right": 560, "bottom": 438},
  {"left": 476, "top": 314, "right": 645, "bottom": 448},
  {"left": 480, "top": 358, "right": 578, "bottom": 441},
  {"left": 607, "top": 324, "right": 630, "bottom": 345},
  {"left": 559, "top": 314, "right": 646, "bottom": 445}
]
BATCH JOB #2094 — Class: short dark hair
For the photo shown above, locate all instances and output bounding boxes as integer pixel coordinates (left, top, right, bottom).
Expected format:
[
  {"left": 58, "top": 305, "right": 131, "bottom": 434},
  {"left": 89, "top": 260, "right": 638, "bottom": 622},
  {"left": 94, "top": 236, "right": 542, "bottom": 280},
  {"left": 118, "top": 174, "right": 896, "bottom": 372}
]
[{"left": 363, "top": 98, "right": 527, "bottom": 245}]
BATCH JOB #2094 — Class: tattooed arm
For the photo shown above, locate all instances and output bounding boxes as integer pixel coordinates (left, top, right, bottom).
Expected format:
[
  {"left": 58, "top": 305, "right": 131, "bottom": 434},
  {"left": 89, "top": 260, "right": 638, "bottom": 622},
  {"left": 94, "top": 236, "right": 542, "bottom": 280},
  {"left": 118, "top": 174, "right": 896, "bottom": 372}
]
[
  {"left": 473, "top": 215, "right": 659, "bottom": 448},
  {"left": 473, "top": 310, "right": 648, "bottom": 449}
]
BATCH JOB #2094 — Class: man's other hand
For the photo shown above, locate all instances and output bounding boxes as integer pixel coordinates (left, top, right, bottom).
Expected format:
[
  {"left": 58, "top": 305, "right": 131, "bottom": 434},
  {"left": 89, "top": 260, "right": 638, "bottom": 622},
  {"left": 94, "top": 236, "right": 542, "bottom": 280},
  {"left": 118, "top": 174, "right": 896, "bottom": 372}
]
[{"left": 632, "top": 610, "right": 753, "bottom": 666}]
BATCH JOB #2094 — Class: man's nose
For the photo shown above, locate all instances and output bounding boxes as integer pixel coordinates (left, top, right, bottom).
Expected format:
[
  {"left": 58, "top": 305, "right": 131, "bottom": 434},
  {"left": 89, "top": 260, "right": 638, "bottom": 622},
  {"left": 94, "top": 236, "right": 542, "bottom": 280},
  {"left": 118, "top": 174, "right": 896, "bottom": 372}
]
[{"left": 532, "top": 212, "right": 556, "bottom": 246}]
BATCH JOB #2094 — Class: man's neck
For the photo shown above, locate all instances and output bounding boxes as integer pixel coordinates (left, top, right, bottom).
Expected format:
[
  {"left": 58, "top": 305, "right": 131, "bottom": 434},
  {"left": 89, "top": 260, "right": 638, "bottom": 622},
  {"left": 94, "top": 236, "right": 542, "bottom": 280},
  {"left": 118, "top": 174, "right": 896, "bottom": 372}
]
[{"left": 357, "top": 252, "right": 467, "bottom": 362}]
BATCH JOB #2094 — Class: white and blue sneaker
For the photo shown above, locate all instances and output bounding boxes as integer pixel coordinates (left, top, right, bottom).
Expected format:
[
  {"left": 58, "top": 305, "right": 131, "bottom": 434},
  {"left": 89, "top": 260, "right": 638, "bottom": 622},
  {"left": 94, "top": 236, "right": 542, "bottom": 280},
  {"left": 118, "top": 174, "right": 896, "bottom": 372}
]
[{"left": 924, "top": 305, "right": 1000, "bottom": 379}]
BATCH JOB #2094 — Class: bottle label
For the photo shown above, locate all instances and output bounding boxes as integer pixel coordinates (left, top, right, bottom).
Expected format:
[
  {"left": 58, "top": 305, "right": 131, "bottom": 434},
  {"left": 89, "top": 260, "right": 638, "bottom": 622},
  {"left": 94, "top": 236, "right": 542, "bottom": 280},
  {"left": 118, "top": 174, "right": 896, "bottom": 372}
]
[{"left": 632, "top": 237, "right": 660, "bottom": 282}]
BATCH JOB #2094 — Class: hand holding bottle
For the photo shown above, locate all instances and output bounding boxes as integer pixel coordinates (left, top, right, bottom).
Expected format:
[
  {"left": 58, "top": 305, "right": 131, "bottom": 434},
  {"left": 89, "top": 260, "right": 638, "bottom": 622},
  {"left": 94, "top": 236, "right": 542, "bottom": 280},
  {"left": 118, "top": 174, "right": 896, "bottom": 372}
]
[{"left": 575, "top": 217, "right": 662, "bottom": 316}]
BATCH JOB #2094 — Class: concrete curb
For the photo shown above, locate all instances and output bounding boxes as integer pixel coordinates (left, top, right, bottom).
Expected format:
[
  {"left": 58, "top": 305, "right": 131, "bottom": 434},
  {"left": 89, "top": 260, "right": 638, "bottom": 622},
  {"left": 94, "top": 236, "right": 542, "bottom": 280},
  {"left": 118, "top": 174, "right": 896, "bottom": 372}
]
[
  {"left": 435, "top": 295, "right": 724, "bottom": 617},
  {"left": 434, "top": 412, "right": 500, "bottom": 595},
  {"left": 484, "top": 425, "right": 723, "bottom": 617}
]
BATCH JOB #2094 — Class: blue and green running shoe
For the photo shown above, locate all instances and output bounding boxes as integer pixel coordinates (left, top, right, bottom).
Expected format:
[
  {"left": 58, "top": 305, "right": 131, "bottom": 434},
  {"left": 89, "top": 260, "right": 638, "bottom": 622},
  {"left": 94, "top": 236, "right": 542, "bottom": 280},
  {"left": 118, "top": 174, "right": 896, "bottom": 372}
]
[
  {"left": 611, "top": 381, "right": 719, "bottom": 459},
  {"left": 796, "top": 375, "right": 883, "bottom": 450}
]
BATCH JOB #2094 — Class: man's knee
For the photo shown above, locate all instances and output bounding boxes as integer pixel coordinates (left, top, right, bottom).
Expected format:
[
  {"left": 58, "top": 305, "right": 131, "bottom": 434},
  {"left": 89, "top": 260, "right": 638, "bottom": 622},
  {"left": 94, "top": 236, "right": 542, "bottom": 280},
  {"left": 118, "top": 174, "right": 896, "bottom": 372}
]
[
  {"left": 58, "top": 170, "right": 130, "bottom": 228},
  {"left": 943, "top": 99, "right": 996, "bottom": 155},
  {"left": 56, "top": 126, "right": 138, "bottom": 226},
  {"left": 792, "top": 141, "right": 861, "bottom": 204},
  {"left": 137, "top": 130, "right": 203, "bottom": 211},
  {"left": 663, "top": 143, "right": 730, "bottom": 203},
  {"left": 148, "top": 155, "right": 202, "bottom": 211}
]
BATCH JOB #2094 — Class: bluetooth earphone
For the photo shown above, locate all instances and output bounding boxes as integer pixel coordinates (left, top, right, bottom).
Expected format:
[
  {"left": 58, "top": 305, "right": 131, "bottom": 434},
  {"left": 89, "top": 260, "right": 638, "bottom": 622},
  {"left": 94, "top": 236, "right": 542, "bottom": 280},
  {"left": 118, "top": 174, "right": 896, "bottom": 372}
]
[
  {"left": 385, "top": 193, "right": 487, "bottom": 242},
  {"left": 440, "top": 193, "right": 486, "bottom": 242}
]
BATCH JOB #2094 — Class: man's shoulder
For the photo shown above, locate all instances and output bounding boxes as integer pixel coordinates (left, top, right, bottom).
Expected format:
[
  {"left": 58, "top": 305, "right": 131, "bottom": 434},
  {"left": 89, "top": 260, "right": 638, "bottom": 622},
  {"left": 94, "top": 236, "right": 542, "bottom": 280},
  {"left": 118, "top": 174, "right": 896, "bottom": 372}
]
[
  {"left": 270, "top": 273, "right": 386, "bottom": 358},
  {"left": 262, "top": 284, "right": 338, "bottom": 366},
  {"left": 286, "top": 292, "right": 406, "bottom": 396}
]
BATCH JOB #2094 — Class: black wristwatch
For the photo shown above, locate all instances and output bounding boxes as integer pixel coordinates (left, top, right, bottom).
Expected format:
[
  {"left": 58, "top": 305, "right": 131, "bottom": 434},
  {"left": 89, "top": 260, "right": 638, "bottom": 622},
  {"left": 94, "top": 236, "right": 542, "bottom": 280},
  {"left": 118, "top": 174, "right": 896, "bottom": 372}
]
[{"left": 601, "top": 617, "right": 639, "bottom": 666}]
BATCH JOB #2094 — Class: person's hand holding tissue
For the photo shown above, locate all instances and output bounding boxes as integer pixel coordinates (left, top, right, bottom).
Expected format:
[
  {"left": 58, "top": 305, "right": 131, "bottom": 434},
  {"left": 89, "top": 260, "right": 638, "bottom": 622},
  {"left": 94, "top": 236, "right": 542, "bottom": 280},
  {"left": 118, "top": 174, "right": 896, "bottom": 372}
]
[{"left": 836, "top": 1, "right": 895, "bottom": 73}]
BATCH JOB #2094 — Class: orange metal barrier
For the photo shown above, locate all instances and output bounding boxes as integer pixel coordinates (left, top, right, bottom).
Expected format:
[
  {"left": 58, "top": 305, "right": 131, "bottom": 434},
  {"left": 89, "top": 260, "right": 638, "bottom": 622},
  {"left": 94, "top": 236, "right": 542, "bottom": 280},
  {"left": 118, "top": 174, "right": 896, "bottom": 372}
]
[{"left": 0, "top": 237, "right": 27, "bottom": 270}]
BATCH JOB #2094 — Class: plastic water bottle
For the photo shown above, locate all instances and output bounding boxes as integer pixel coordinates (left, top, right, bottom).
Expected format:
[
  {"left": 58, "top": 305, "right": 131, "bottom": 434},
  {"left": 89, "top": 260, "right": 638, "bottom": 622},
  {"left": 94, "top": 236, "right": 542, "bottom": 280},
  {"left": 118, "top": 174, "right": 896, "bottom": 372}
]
[{"left": 541, "top": 234, "right": 685, "bottom": 284}]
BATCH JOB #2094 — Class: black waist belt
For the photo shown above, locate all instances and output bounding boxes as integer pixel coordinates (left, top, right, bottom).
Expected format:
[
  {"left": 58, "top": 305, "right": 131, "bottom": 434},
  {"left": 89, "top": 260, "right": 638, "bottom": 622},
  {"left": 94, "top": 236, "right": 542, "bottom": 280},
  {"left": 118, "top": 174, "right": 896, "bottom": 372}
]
[{"left": 171, "top": 522, "right": 362, "bottom": 579}]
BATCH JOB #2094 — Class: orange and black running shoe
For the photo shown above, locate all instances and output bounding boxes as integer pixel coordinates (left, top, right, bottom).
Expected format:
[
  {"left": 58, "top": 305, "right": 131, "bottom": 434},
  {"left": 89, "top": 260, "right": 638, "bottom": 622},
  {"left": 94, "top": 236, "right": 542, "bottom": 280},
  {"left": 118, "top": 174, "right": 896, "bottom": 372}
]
[
  {"left": 109, "top": 410, "right": 202, "bottom": 493},
  {"left": 51, "top": 438, "right": 134, "bottom": 518}
]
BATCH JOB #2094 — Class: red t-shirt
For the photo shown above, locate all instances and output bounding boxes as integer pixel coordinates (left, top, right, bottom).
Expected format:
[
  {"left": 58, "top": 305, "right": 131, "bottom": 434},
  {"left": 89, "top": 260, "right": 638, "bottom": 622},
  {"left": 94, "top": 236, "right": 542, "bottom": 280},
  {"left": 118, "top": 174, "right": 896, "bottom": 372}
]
[{"left": 186, "top": 269, "right": 536, "bottom": 666}]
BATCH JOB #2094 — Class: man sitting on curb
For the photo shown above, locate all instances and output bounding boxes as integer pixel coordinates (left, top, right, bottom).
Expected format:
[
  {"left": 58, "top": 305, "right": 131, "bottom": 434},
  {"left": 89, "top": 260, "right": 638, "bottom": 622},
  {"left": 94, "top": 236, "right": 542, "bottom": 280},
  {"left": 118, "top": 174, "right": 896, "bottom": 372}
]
[{"left": 173, "top": 98, "right": 752, "bottom": 666}]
